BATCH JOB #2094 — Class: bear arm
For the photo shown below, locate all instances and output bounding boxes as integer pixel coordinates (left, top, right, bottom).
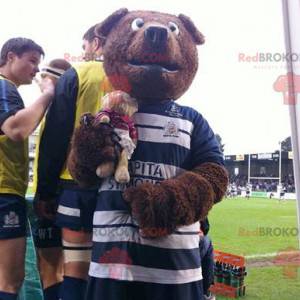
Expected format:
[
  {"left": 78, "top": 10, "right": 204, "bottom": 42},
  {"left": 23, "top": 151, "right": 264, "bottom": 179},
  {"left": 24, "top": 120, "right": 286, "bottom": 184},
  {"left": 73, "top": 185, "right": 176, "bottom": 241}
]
[
  {"left": 123, "top": 162, "right": 228, "bottom": 237},
  {"left": 191, "top": 162, "right": 229, "bottom": 204}
]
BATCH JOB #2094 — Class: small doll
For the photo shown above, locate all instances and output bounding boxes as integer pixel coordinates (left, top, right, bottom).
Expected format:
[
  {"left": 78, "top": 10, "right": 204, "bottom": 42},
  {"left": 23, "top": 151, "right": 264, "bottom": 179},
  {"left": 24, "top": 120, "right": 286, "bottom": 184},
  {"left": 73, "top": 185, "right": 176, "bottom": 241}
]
[{"left": 94, "top": 90, "right": 138, "bottom": 183}]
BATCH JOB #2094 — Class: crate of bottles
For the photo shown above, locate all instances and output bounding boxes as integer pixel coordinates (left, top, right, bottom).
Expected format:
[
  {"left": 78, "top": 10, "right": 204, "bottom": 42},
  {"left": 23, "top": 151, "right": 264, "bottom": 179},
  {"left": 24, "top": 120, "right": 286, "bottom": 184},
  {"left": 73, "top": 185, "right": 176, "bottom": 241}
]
[{"left": 210, "top": 250, "right": 247, "bottom": 298}]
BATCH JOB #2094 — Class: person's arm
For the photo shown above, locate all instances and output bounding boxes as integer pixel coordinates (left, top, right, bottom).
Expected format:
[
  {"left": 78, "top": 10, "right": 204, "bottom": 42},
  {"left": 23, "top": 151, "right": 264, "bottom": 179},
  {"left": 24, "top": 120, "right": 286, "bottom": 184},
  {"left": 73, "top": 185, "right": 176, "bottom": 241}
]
[
  {"left": 36, "top": 68, "right": 78, "bottom": 200},
  {"left": 1, "top": 78, "right": 54, "bottom": 141}
]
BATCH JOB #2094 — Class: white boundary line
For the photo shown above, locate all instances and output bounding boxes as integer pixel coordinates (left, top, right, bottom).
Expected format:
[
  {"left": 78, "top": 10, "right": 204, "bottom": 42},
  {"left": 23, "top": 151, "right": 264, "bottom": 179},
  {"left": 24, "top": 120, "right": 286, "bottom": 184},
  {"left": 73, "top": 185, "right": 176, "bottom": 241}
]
[
  {"left": 246, "top": 252, "right": 278, "bottom": 260},
  {"left": 246, "top": 250, "right": 300, "bottom": 260}
]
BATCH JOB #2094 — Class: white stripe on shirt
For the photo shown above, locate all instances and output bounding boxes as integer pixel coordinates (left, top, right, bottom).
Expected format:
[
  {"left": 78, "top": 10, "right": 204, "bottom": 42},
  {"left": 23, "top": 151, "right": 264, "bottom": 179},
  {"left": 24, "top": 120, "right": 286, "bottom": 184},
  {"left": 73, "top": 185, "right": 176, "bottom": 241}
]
[
  {"left": 93, "top": 227, "right": 200, "bottom": 250},
  {"left": 93, "top": 211, "right": 200, "bottom": 250},
  {"left": 93, "top": 211, "right": 200, "bottom": 233},
  {"left": 137, "top": 127, "right": 191, "bottom": 149},
  {"left": 98, "top": 162, "right": 185, "bottom": 192},
  {"left": 57, "top": 205, "right": 80, "bottom": 217},
  {"left": 134, "top": 113, "right": 194, "bottom": 134},
  {"left": 89, "top": 262, "right": 202, "bottom": 284}
]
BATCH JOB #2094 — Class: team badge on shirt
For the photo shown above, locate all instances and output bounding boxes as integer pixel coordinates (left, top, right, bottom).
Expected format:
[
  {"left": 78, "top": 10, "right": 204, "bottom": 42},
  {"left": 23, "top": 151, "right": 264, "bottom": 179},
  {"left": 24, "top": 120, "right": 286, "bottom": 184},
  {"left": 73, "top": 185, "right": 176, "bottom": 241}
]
[
  {"left": 165, "top": 103, "right": 183, "bottom": 117},
  {"left": 163, "top": 121, "right": 179, "bottom": 137}
]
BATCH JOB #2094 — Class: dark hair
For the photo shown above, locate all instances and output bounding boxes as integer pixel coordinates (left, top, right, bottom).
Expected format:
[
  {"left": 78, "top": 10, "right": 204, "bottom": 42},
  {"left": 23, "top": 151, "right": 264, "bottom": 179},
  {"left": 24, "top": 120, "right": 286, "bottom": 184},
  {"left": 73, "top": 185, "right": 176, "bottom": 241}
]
[
  {"left": 0, "top": 37, "right": 44, "bottom": 67},
  {"left": 48, "top": 58, "right": 71, "bottom": 71},
  {"left": 82, "top": 25, "right": 97, "bottom": 42}
]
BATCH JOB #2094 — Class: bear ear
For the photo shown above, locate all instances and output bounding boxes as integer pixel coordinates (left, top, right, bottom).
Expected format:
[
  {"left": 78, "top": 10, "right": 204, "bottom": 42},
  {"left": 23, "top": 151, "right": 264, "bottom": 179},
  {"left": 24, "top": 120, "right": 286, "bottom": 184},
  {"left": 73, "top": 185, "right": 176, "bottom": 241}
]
[
  {"left": 178, "top": 14, "right": 205, "bottom": 45},
  {"left": 95, "top": 8, "right": 129, "bottom": 42}
]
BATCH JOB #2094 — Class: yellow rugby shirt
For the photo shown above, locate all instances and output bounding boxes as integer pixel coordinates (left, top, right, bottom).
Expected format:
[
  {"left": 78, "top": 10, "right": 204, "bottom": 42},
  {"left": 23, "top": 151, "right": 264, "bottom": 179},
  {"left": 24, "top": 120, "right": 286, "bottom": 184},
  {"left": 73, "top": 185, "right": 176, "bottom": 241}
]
[
  {"left": 0, "top": 75, "right": 28, "bottom": 197},
  {"left": 36, "top": 62, "right": 111, "bottom": 198}
]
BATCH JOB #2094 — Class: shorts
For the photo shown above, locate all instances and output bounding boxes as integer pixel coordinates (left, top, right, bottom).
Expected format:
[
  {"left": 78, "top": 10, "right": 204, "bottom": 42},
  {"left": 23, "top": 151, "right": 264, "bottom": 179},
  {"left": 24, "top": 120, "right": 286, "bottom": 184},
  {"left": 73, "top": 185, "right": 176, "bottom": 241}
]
[
  {"left": 33, "top": 218, "right": 62, "bottom": 248},
  {"left": 56, "top": 188, "right": 98, "bottom": 232},
  {"left": 0, "top": 194, "right": 27, "bottom": 239},
  {"left": 86, "top": 278, "right": 203, "bottom": 300}
]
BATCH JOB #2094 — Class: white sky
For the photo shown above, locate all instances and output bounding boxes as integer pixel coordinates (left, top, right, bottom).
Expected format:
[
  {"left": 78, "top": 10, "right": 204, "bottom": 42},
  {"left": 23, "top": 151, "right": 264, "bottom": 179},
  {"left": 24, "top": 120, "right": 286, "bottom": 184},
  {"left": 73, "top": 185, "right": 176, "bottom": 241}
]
[{"left": 0, "top": 0, "right": 291, "bottom": 155}]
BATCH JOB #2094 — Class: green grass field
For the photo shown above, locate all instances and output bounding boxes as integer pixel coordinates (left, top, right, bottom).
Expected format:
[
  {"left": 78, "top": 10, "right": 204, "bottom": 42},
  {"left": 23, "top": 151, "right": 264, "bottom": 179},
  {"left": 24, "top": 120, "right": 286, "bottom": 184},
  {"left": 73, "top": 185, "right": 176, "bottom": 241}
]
[
  {"left": 208, "top": 197, "right": 300, "bottom": 300},
  {"left": 209, "top": 197, "right": 299, "bottom": 256}
]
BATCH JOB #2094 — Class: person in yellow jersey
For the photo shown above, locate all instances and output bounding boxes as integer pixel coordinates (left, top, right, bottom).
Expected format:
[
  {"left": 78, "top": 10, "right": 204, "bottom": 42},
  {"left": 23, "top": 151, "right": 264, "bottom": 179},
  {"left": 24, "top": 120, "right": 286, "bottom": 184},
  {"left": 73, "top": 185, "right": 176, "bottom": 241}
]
[
  {"left": 0, "top": 37, "right": 54, "bottom": 300},
  {"left": 35, "top": 25, "right": 112, "bottom": 300},
  {"left": 33, "top": 58, "right": 71, "bottom": 300}
]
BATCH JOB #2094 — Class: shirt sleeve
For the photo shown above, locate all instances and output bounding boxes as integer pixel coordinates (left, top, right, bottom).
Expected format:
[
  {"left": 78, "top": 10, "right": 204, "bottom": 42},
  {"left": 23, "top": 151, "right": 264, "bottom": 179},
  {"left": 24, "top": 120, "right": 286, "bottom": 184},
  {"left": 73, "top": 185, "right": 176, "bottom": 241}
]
[
  {"left": 190, "top": 112, "right": 224, "bottom": 167},
  {"left": 0, "top": 79, "right": 24, "bottom": 133},
  {"left": 36, "top": 68, "right": 78, "bottom": 198}
]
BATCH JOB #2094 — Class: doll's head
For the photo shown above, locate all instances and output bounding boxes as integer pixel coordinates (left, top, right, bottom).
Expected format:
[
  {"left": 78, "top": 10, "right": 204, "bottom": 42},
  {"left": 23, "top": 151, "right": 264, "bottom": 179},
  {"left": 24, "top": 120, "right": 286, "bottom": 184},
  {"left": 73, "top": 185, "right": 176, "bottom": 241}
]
[{"left": 102, "top": 90, "right": 138, "bottom": 117}]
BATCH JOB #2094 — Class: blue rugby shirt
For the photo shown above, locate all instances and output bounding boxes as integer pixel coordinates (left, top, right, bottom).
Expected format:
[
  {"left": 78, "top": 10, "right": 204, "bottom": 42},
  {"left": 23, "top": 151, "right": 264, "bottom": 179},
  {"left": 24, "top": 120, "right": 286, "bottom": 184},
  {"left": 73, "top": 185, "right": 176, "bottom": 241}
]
[{"left": 89, "top": 100, "right": 223, "bottom": 284}]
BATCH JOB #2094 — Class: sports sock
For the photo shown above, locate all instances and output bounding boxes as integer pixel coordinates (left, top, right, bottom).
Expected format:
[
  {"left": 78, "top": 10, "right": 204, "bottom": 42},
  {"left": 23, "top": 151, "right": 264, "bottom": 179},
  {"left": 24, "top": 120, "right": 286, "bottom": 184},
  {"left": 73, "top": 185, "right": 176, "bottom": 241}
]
[
  {"left": 0, "top": 291, "right": 17, "bottom": 300},
  {"left": 60, "top": 276, "right": 87, "bottom": 300},
  {"left": 43, "top": 282, "right": 62, "bottom": 300}
]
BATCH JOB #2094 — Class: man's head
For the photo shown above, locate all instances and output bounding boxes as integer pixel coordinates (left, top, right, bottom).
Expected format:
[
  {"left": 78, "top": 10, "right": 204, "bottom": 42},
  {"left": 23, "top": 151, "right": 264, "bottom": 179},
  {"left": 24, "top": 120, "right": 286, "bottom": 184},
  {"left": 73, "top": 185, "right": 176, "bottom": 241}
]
[
  {"left": 0, "top": 37, "right": 44, "bottom": 86},
  {"left": 82, "top": 25, "right": 104, "bottom": 61},
  {"left": 40, "top": 58, "right": 72, "bottom": 84}
]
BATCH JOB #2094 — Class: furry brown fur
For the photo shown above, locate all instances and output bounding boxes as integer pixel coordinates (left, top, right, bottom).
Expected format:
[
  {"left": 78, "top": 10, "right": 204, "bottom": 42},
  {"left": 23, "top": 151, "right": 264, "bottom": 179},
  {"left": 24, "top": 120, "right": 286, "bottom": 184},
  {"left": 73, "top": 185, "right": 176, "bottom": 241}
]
[
  {"left": 124, "top": 164, "right": 228, "bottom": 237},
  {"left": 70, "top": 8, "right": 229, "bottom": 236},
  {"left": 68, "top": 113, "right": 122, "bottom": 187}
]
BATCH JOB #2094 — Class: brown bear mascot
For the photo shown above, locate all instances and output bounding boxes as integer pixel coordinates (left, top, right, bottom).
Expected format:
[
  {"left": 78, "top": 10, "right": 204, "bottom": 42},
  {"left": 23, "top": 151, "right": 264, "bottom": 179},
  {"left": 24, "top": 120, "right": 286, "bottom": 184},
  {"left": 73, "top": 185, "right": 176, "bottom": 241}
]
[{"left": 69, "top": 8, "right": 229, "bottom": 300}]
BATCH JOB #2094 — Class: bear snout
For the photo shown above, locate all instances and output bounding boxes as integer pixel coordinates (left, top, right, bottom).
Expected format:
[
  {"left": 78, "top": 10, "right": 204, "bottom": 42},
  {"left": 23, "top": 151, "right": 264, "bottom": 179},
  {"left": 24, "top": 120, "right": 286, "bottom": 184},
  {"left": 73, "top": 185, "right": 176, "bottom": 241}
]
[{"left": 144, "top": 26, "right": 168, "bottom": 51}]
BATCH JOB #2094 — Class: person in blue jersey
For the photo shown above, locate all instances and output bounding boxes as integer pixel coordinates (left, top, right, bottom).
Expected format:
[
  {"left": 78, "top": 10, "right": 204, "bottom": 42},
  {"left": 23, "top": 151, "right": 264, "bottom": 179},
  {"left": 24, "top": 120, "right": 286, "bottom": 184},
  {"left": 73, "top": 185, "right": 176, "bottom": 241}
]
[
  {"left": 69, "top": 9, "right": 229, "bottom": 300},
  {"left": 0, "top": 37, "right": 54, "bottom": 300}
]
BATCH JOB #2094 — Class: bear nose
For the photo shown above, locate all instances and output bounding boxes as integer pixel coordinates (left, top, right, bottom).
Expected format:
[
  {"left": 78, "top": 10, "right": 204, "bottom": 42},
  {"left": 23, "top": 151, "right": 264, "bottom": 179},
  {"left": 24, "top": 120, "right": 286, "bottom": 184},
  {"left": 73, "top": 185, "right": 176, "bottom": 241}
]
[{"left": 144, "top": 26, "right": 168, "bottom": 50}]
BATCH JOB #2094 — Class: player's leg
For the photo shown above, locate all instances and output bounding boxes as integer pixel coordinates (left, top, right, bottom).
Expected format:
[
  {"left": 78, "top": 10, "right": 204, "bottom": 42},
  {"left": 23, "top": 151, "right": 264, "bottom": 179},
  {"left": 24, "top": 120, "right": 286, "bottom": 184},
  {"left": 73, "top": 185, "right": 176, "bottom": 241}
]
[
  {"left": 61, "top": 228, "right": 92, "bottom": 300},
  {"left": 56, "top": 188, "right": 97, "bottom": 300},
  {"left": 34, "top": 218, "right": 63, "bottom": 300},
  {"left": 0, "top": 195, "right": 27, "bottom": 299}
]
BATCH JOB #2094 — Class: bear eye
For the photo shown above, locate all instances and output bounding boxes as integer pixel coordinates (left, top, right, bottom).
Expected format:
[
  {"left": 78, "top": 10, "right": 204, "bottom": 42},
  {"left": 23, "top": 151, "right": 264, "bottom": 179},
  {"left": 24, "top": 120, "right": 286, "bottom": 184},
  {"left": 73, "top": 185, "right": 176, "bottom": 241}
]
[
  {"left": 168, "top": 22, "right": 179, "bottom": 35},
  {"left": 131, "top": 18, "right": 144, "bottom": 31}
]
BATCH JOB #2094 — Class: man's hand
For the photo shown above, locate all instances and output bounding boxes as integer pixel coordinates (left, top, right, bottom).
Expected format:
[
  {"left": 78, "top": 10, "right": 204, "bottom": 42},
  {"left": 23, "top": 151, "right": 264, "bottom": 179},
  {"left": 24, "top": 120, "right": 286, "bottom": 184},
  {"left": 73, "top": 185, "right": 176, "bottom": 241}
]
[{"left": 36, "top": 76, "right": 55, "bottom": 96}]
